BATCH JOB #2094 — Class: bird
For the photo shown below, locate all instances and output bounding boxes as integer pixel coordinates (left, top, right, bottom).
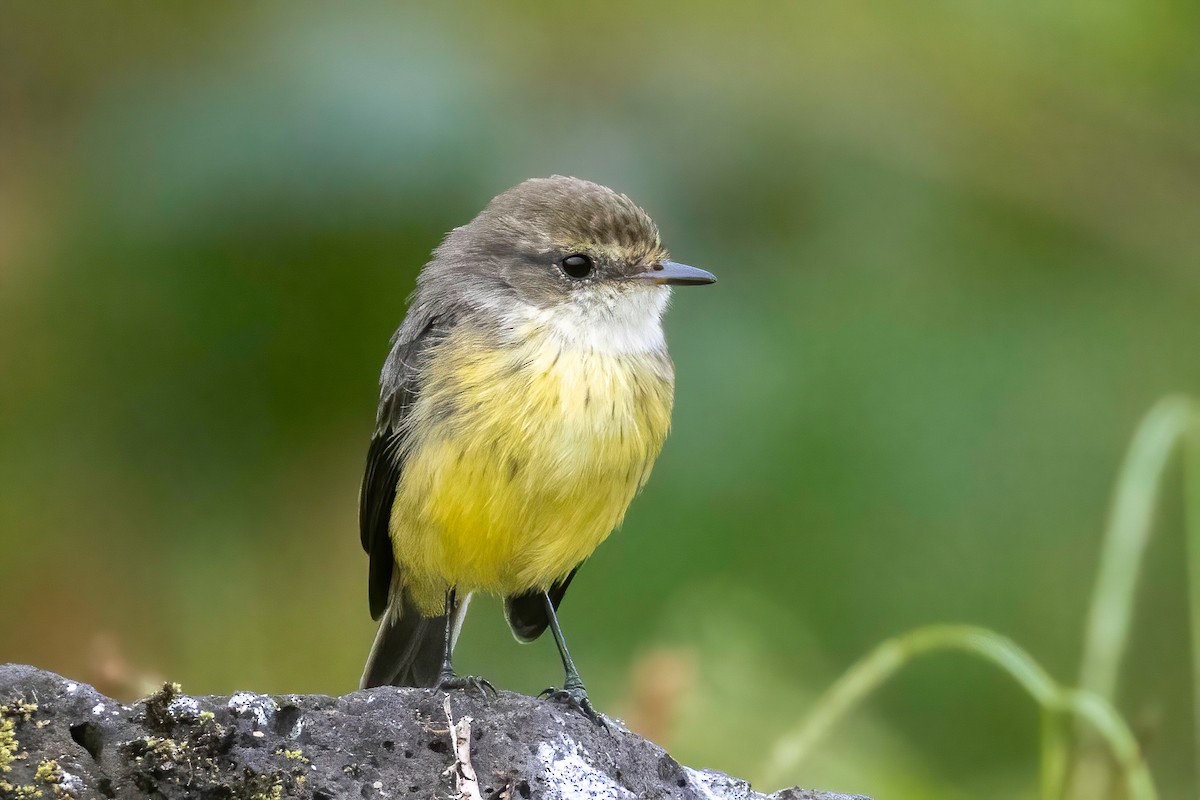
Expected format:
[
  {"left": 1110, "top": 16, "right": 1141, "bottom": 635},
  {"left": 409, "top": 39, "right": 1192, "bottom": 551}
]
[{"left": 358, "top": 176, "right": 715, "bottom": 718}]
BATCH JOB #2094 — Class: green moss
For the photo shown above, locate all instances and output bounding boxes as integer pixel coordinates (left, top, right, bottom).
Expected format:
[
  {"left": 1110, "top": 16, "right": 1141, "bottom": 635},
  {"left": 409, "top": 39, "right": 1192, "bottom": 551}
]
[
  {"left": 33, "top": 759, "right": 60, "bottom": 783},
  {"left": 0, "top": 718, "right": 17, "bottom": 773},
  {"left": 249, "top": 785, "right": 283, "bottom": 800},
  {"left": 141, "top": 736, "right": 188, "bottom": 762},
  {"left": 143, "top": 682, "right": 185, "bottom": 732},
  {"left": 275, "top": 747, "right": 308, "bottom": 763},
  {"left": 0, "top": 700, "right": 38, "bottom": 723},
  {"left": 233, "top": 770, "right": 287, "bottom": 800},
  {"left": 0, "top": 700, "right": 43, "bottom": 798},
  {"left": 33, "top": 759, "right": 73, "bottom": 799},
  {"left": 0, "top": 697, "right": 40, "bottom": 790},
  {"left": 0, "top": 782, "right": 42, "bottom": 799},
  {"left": 121, "top": 697, "right": 300, "bottom": 800}
]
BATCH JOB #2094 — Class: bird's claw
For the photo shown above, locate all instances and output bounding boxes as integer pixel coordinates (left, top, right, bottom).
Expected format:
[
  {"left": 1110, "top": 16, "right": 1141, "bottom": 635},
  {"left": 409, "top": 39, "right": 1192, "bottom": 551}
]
[
  {"left": 437, "top": 674, "right": 497, "bottom": 698},
  {"left": 540, "top": 686, "right": 607, "bottom": 727}
]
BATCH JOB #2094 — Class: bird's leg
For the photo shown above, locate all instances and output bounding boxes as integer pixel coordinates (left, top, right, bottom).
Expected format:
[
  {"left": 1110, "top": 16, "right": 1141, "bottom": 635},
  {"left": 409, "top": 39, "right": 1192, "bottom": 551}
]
[
  {"left": 436, "top": 587, "right": 494, "bottom": 697},
  {"left": 539, "top": 592, "right": 603, "bottom": 724},
  {"left": 435, "top": 587, "right": 457, "bottom": 685}
]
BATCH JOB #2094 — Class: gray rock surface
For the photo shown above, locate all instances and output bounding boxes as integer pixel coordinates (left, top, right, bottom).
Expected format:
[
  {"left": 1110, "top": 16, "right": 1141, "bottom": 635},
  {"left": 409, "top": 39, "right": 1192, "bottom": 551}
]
[{"left": 0, "top": 664, "right": 871, "bottom": 800}]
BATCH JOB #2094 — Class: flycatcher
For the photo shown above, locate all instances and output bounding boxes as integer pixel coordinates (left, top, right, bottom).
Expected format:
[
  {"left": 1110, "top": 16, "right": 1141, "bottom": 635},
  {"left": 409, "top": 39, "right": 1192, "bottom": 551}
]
[{"left": 358, "top": 176, "right": 715, "bottom": 717}]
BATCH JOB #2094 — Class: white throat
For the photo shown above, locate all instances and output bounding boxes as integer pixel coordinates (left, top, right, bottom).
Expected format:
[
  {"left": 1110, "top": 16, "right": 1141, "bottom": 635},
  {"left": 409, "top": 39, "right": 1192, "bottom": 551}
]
[{"left": 512, "top": 286, "right": 670, "bottom": 356}]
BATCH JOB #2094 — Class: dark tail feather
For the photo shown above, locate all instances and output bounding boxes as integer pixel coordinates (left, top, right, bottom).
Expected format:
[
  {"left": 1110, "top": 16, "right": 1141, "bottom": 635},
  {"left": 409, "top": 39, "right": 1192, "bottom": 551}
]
[
  {"left": 504, "top": 568, "right": 579, "bottom": 643},
  {"left": 360, "top": 591, "right": 470, "bottom": 689}
]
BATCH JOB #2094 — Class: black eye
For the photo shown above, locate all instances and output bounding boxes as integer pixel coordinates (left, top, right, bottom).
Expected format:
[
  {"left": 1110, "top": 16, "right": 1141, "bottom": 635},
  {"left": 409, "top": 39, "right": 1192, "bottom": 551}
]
[{"left": 560, "top": 253, "right": 594, "bottom": 279}]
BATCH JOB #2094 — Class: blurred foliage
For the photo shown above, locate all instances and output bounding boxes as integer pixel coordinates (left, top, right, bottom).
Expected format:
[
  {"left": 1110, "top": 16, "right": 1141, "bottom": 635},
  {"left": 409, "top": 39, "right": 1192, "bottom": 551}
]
[{"left": 2, "top": 3, "right": 1199, "bottom": 798}]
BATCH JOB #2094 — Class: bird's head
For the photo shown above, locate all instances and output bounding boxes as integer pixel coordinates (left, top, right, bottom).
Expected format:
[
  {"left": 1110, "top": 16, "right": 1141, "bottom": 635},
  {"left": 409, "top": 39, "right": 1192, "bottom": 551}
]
[{"left": 422, "top": 177, "right": 714, "bottom": 345}]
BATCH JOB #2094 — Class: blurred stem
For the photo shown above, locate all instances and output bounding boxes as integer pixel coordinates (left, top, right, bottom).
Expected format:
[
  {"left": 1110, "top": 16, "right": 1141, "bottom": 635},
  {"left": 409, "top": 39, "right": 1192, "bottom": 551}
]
[
  {"left": 1063, "top": 689, "right": 1156, "bottom": 800},
  {"left": 1072, "top": 396, "right": 1199, "bottom": 798},
  {"left": 1077, "top": 396, "right": 1197, "bottom": 704},
  {"left": 1186, "top": 415, "right": 1200, "bottom": 795},
  {"left": 761, "top": 625, "right": 1155, "bottom": 800},
  {"left": 1041, "top": 708, "right": 1069, "bottom": 800}
]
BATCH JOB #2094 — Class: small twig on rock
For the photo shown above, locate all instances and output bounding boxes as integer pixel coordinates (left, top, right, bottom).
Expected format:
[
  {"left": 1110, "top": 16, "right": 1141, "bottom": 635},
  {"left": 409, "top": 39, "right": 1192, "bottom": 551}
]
[{"left": 442, "top": 694, "right": 483, "bottom": 800}]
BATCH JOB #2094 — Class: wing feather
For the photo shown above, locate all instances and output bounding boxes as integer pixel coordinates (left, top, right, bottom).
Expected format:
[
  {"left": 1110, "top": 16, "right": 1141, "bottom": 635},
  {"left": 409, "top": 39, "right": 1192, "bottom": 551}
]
[{"left": 359, "top": 318, "right": 443, "bottom": 620}]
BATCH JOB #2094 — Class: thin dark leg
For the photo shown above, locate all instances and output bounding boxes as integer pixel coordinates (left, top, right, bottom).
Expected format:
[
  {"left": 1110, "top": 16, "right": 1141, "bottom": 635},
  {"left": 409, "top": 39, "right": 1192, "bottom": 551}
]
[
  {"left": 543, "top": 592, "right": 585, "bottom": 691},
  {"left": 541, "top": 592, "right": 603, "bottom": 724},
  {"left": 435, "top": 587, "right": 495, "bottom": 697},
  {"left": 437, "top": 587, "right": 457, "bottom": 685}
]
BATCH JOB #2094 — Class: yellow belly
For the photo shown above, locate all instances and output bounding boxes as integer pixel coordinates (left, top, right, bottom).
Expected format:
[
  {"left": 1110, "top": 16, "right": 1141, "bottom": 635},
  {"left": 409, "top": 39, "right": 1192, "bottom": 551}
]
[{"left": 390, "top": 324, "right": 674, "bottom": 614}]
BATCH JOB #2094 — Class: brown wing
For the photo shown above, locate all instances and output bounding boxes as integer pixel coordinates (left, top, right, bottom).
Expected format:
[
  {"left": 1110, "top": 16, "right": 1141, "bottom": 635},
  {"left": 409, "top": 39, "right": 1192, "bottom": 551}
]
[{"left": 359, "top": 319, "right": 443, "bottom": 620}]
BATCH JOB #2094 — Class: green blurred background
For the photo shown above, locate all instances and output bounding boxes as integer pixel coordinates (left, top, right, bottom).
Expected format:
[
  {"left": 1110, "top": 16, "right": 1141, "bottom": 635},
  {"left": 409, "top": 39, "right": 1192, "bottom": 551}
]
[{"left": 2, "top": 3, "right": 1198, "bottom": 798}]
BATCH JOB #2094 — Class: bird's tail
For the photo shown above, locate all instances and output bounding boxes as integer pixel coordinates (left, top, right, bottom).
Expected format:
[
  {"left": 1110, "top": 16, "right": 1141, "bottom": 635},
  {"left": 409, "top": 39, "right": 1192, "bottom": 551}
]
[{"left": 359, "top": 590, "right": 471, "bottom": 689}]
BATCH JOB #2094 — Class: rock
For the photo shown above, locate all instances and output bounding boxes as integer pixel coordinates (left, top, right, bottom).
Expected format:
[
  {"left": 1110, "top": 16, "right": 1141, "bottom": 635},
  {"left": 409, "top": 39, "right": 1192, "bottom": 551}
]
[{"left": 0, "top": 664, "right": 871, "bottom": 800}]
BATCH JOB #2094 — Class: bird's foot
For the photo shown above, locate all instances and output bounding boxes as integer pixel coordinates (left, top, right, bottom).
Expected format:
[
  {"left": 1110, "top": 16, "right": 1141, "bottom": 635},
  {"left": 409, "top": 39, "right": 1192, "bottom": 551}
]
[
  {"left": 539, "top": 685, "right": 606, "bottom": 727},
  {"left": 437, "top": 673, "right": 497, "bottom": 698}
]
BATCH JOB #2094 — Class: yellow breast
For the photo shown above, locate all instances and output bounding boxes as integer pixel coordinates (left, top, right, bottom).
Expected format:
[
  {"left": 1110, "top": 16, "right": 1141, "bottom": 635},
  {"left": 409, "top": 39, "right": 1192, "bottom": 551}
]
[{"left": 390, "top": 322, "right": 674, "bottom": 614}]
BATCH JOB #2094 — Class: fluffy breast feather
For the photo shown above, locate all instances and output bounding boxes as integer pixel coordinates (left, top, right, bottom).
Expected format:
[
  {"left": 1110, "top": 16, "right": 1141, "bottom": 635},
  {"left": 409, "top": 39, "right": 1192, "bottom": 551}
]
[{"left": 390, "top": 309, "right": 674, "bottom": 613}]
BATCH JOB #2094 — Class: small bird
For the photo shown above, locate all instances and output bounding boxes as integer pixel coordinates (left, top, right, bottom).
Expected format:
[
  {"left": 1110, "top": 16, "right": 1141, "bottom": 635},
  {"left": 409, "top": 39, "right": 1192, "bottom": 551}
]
[{"left": 358, "top": 176, "right": 715, "bottom": 717}]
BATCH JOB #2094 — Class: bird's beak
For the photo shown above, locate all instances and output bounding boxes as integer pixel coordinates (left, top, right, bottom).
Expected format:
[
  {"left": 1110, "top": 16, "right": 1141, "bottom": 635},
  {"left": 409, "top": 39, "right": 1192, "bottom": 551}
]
[{"left": 632, "top": 260, "right": 717, "bottom": 286}]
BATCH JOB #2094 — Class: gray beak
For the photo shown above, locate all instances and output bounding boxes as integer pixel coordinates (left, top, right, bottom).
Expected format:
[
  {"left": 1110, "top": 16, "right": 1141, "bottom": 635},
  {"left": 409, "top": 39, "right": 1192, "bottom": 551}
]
[{"left": 633, "top": 260, "right": 717, "bottom": 286}]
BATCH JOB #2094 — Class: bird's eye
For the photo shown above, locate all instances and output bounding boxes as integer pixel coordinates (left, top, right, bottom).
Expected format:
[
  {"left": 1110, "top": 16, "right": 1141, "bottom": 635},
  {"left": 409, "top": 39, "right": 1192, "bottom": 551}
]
[{"left": 560, "top": 254, "right": 595, "bottom": 279}]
